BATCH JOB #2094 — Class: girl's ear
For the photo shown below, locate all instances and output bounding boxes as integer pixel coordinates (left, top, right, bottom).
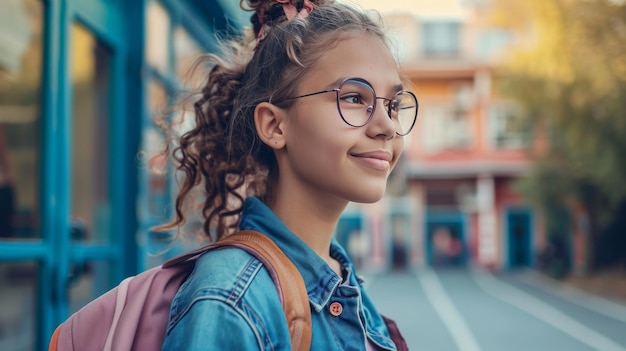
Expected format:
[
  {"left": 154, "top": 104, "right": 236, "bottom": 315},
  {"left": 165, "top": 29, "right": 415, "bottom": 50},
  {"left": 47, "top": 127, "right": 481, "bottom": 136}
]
[{"left": 254, "top": 102, "right": 287, "bottom": 149}]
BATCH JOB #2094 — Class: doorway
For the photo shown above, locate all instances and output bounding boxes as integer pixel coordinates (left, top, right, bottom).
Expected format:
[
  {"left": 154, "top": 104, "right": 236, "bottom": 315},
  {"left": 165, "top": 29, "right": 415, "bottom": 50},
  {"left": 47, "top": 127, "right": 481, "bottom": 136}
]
[
  {"left": 0, "top": 1, "right": 133, "bottom": 349},
  {"left": 426, "top": 213, "right": 467, "bottom": 268},
  {"left": 506, "top": 208, "right": 532, "bottom": 268}
]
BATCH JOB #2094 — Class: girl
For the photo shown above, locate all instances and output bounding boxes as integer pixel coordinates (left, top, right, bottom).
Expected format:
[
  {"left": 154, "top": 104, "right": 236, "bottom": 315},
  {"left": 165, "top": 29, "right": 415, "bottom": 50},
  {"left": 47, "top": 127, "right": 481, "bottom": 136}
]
[{"left": 160, "top": 0, "right": 418, "bottom": 349}]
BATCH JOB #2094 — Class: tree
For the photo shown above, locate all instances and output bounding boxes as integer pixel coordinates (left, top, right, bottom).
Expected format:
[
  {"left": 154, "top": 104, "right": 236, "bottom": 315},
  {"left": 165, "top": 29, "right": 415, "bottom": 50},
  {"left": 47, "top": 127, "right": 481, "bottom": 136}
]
[{"left": 493, "top": 0, "right": 626, "bottom": 271}]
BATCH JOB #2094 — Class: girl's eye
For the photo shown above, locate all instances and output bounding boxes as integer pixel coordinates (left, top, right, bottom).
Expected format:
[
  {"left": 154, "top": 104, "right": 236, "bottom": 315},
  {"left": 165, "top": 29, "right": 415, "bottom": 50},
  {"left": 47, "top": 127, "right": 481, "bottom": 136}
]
[
  {"left": 340, "top": 93, "right": 365, "bottom": 105},
  {"left": 389, "top": 100, "right": 399, "bottom": 112}
]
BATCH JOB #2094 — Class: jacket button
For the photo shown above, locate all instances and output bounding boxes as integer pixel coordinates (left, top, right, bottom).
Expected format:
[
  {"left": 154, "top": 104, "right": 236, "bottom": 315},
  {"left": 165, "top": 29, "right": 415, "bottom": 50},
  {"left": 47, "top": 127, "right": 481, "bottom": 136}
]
[{"left": 329, "top": 302, "right": 343, "bottom": 316}]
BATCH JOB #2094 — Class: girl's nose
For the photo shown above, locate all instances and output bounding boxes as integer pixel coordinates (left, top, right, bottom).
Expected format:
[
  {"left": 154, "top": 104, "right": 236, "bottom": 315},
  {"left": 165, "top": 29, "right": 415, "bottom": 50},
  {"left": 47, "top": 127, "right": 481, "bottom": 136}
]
[{"left": 367, "top": 99, "right": 397, "bottom": 139}]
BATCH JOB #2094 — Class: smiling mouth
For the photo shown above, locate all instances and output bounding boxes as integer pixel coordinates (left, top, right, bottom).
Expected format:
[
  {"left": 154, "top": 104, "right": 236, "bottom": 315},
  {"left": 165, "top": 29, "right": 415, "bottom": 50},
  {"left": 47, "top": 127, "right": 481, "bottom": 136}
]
[{"left": 350, "top": 152, "right": 393, "bottom": 171}]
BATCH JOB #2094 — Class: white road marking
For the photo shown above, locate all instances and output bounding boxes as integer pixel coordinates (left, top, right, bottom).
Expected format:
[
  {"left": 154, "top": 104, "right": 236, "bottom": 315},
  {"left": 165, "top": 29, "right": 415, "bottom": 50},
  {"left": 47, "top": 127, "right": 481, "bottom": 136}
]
[
  {"left": 472, "top": 269, "right": 626, "bottom": 351},
  {"left": 519, "top": 269, "right": 626, "bottom": 323},
  {"left": 417, "top": 269, "right": 483, "bottom": 351}
]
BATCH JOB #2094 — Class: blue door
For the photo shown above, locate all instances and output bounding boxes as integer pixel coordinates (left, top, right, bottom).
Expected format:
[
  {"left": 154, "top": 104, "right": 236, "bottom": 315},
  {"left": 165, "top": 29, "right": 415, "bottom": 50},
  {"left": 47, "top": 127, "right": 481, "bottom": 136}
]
[
  {"left": 426, "top": 212, "right": 467, "bottom": 267},
  {"left": 506, "top": 208, "right": 532, "bottom": 268},
  {"left": 0, "top": 0, "right": 135, "bottom": 348}
]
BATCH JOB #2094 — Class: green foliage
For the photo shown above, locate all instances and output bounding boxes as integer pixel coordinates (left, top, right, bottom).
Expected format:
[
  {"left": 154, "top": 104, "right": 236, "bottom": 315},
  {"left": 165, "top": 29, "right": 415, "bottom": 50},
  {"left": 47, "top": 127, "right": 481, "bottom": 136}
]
[{"left": 495, "top": 0, "right": 626, "bottom": 267}]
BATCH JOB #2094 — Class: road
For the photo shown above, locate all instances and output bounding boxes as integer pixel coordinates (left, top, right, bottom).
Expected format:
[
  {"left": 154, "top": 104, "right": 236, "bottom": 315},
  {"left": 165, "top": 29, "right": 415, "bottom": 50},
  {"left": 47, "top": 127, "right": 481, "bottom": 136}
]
[{"left": 365, "top": 269, "right": 626, "bottom": 351}]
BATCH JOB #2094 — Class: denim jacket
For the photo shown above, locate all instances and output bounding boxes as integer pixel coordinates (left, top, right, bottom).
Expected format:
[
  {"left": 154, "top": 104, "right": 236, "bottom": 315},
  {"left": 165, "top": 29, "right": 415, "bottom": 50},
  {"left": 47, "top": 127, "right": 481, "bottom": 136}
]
[{"left": 162, "top": 197, "right": 398, "bottom": 350}]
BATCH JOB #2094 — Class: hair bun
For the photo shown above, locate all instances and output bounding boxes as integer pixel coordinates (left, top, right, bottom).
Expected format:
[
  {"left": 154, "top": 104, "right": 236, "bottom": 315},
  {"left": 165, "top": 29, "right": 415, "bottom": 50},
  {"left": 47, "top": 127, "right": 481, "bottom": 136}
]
[
  {"left": 241, "top": 0, "right": 334, "bottom": 37},
  {"left": 242, "top": 1, "right": 289, "bottom": 37}
]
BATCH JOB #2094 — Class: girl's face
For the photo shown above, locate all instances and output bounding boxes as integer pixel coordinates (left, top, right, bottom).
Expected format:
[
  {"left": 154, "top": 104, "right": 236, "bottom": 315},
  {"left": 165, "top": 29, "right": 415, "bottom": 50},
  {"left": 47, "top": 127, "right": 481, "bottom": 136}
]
[{"left": 278, "top": 33, "right": 405, "bottom": 205}]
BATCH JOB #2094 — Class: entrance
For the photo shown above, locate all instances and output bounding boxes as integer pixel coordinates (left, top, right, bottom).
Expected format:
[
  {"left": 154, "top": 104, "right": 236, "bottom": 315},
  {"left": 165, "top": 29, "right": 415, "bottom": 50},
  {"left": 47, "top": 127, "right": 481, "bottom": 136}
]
[
  {"left": 426, "top": 213, "right": 466, "bottom": 268},
  {"left": 506, "top": 208, "right": 532, "bottom": 268},
  {"left": 0, "top": 1, "right": 133, "bottom": 349}
]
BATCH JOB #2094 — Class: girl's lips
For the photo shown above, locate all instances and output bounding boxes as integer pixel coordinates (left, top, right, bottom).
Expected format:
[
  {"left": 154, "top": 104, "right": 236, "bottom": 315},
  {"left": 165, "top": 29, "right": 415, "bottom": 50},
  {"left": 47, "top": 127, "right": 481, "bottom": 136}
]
[
  {"left": 350, "top": 151, "right": 393, "bottom": 171},
  {"left": 353, "top": 156, "right": 390, "bottom": 171}
]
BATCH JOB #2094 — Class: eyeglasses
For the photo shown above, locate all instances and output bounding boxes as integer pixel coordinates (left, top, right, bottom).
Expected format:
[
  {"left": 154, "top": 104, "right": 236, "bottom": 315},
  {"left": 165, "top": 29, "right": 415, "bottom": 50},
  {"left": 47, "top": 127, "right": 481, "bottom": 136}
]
[{"left": 275, "top": 77, "right": 419, "bottom": 136}]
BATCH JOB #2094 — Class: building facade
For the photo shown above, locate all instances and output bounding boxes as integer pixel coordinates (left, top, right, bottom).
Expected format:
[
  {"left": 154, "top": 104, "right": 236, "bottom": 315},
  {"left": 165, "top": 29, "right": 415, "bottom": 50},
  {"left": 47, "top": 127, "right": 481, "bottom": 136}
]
[{"left": 0, "top": 0, "right": 246, "bottom": 349}]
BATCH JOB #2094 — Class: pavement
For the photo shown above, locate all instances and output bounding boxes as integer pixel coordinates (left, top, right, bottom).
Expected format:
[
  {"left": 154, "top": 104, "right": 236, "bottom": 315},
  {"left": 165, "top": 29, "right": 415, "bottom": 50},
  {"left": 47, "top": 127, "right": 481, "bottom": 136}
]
[
  {"left": 561, "top": 270, "right": 626, "bottom": 304},
  {"left": 365, "top": 268, "right": 626, "bottom": 351}
]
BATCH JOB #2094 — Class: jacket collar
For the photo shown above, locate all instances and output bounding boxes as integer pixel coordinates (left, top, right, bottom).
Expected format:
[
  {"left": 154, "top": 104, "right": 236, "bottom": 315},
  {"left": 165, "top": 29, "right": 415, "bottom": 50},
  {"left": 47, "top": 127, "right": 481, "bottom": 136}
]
[{"left": 239, "top": 196, "right": 346, "bottom": 313}]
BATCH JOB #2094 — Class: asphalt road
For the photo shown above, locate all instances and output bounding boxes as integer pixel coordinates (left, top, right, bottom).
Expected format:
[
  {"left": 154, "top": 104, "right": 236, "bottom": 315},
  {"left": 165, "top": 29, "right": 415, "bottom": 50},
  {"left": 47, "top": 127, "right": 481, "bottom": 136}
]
[{"left": 365, "top": 269, "right": 626, "bottom": 351}]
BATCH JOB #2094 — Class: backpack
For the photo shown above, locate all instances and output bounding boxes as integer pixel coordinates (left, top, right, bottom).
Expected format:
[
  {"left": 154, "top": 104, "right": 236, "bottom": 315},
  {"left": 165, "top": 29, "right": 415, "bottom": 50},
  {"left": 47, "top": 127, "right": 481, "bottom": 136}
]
[{"left": 48, "top": 230, "right": 312, "bottom": 351}]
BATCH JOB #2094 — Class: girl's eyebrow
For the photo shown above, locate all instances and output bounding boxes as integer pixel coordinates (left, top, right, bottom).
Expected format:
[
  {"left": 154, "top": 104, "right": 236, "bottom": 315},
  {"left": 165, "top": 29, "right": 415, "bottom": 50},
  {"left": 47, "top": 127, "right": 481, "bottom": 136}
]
[
  {"left": 390, "top": 83, "right": 404, "bottom": 93},
  {"left": 323, "top": 78, "right": 403, "bottom": 93},
  {"left": 381, "top": 83, "right": 404, "bottom": 98},
  {"left": 326, "top": 77, "right": 347, "bottom": 89}
]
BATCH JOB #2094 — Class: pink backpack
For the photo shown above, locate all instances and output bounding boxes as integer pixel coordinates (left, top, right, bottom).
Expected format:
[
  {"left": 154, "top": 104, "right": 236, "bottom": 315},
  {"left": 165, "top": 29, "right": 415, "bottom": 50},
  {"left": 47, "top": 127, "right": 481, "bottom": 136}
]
[{"left": 48, "top": 230, "right": 311, "bottom": 351}]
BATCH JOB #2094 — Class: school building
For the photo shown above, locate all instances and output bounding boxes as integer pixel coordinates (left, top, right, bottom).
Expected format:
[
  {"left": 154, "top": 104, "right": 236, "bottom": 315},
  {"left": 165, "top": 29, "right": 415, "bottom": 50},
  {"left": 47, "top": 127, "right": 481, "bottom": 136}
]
[{"left": 0, "top": 0, "right": 248, "bottom": 349}]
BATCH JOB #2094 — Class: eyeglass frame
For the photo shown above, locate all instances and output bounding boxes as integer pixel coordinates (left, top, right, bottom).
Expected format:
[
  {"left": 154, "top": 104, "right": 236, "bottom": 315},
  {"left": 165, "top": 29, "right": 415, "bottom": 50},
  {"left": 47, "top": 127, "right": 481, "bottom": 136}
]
[{"left": 273, "top": 77, "right": 419, "bottom": 136}]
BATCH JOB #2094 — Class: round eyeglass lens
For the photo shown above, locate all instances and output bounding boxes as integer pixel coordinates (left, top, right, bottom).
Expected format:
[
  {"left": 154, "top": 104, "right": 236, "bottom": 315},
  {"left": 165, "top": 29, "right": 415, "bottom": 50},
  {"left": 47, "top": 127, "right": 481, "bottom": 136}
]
[
  {"left": 337, "top": 79, "right": 376, "bottom": 127},
  {"left": 394, "top": 91, "right": 418, "bottom": 135}
]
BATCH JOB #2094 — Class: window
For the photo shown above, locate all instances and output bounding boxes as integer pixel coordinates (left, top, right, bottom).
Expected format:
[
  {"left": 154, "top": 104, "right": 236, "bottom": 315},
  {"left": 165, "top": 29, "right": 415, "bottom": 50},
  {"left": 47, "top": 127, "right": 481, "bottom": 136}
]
[
  {"left": 0, "top": 0, "right": 42, "bottom": 240},
  {"left": 489, "top": 104, "right": 529, "bottom": 149},
  {"left": 426, "top": 189, "right": 458, "bottom": 207},
  {"left": 174, "top": 27, "right": 203, "bottom": 83},
  {"left": 422, "top": 104, "right": 472, "bottom": 153},
  {"left": 146, "top": 1, "right": 170, "bottom": 73},
  {"left": 71, "top": 23, "right": 113, "bottom": 243},
  {"left": 477, "top": 29, "right": 512, "bottom": 61},
  {"left": 0, "top": 262, "right": 38, "bottom": 348},
  {"left": 140, "top": 0, "right": 213, "bottom": 267},
  {"left": 422, "top": 21, "right": 461, "bottom": 57}
]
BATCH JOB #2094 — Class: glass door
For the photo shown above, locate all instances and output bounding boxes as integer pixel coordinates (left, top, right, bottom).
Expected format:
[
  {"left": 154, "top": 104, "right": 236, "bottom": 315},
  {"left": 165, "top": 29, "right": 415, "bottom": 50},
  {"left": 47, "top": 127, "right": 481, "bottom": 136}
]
[
  {"left": 63, "top": 0, "right": 130, "bottom": 321},
  {"left": 0, "top": 1, "right": 46, "bottom": 350},
  {"left": 66, "top": 19, "right": 118, "bottom": 313},
  {"left": 0, "top": 0, "right": 132, "bottom": 349}
]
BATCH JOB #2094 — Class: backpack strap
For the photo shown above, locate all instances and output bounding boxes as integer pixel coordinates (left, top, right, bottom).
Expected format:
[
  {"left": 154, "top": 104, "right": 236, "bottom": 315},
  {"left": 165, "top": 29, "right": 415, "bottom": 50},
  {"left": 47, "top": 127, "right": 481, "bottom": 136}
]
[{"left": 165, "top": 230, "right": 312, "bottom": 351}]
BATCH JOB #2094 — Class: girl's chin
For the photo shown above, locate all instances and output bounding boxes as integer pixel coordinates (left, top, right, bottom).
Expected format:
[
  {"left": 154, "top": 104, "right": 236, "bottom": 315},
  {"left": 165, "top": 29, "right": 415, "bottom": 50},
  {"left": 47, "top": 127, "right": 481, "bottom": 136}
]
[{"left": 350, "top": 188, "right": 387, "bottom": 204}]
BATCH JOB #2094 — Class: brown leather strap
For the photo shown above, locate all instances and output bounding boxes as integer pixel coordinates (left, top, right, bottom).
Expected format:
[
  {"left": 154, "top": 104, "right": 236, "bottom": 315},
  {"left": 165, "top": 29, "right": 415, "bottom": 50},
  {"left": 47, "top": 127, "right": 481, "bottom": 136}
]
[
  {"left": 48, "top": 325, "right": 60, "bottom": 351},
  {"left": 199, "top": 230, "right": 312, "bottom": 351}
]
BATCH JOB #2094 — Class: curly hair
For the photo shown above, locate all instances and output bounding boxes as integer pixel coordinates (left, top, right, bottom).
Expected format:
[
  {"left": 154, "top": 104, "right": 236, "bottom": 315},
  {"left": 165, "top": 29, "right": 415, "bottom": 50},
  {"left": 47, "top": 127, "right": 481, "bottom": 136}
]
[{"left": 154, "top": 0, "right": 388, "bottom": 242}]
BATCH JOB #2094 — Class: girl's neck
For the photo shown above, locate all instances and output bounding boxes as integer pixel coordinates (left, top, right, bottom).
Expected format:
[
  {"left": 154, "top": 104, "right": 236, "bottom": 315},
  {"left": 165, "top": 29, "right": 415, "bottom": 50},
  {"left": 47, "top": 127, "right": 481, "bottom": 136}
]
[{"left": 268, "top": 189, "right": 347, "bottom": 259}]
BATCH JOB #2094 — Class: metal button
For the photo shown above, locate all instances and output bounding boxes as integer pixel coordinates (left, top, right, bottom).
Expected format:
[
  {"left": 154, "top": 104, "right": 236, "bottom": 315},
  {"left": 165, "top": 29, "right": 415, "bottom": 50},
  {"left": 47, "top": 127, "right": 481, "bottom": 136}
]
[{"left": 329, "top": 302, "right": 343, "bottom": 316}]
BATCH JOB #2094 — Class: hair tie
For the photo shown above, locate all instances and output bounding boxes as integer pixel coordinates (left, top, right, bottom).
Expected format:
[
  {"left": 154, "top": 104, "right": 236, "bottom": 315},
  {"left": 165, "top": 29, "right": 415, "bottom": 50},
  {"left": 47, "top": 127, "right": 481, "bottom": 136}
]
[
  {"left": 278, "top": 0, "right": 314, "bottom": 21},
  {"left": 257, "top": 0, "right": 315, "bottom": 43}
]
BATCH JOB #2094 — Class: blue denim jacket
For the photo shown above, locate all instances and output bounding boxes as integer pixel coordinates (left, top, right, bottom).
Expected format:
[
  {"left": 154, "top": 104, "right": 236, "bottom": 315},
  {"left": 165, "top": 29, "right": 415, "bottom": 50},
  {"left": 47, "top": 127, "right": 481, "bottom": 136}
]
[{"left": 162, "top": 197, "right": 398, "bottom": 350}]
